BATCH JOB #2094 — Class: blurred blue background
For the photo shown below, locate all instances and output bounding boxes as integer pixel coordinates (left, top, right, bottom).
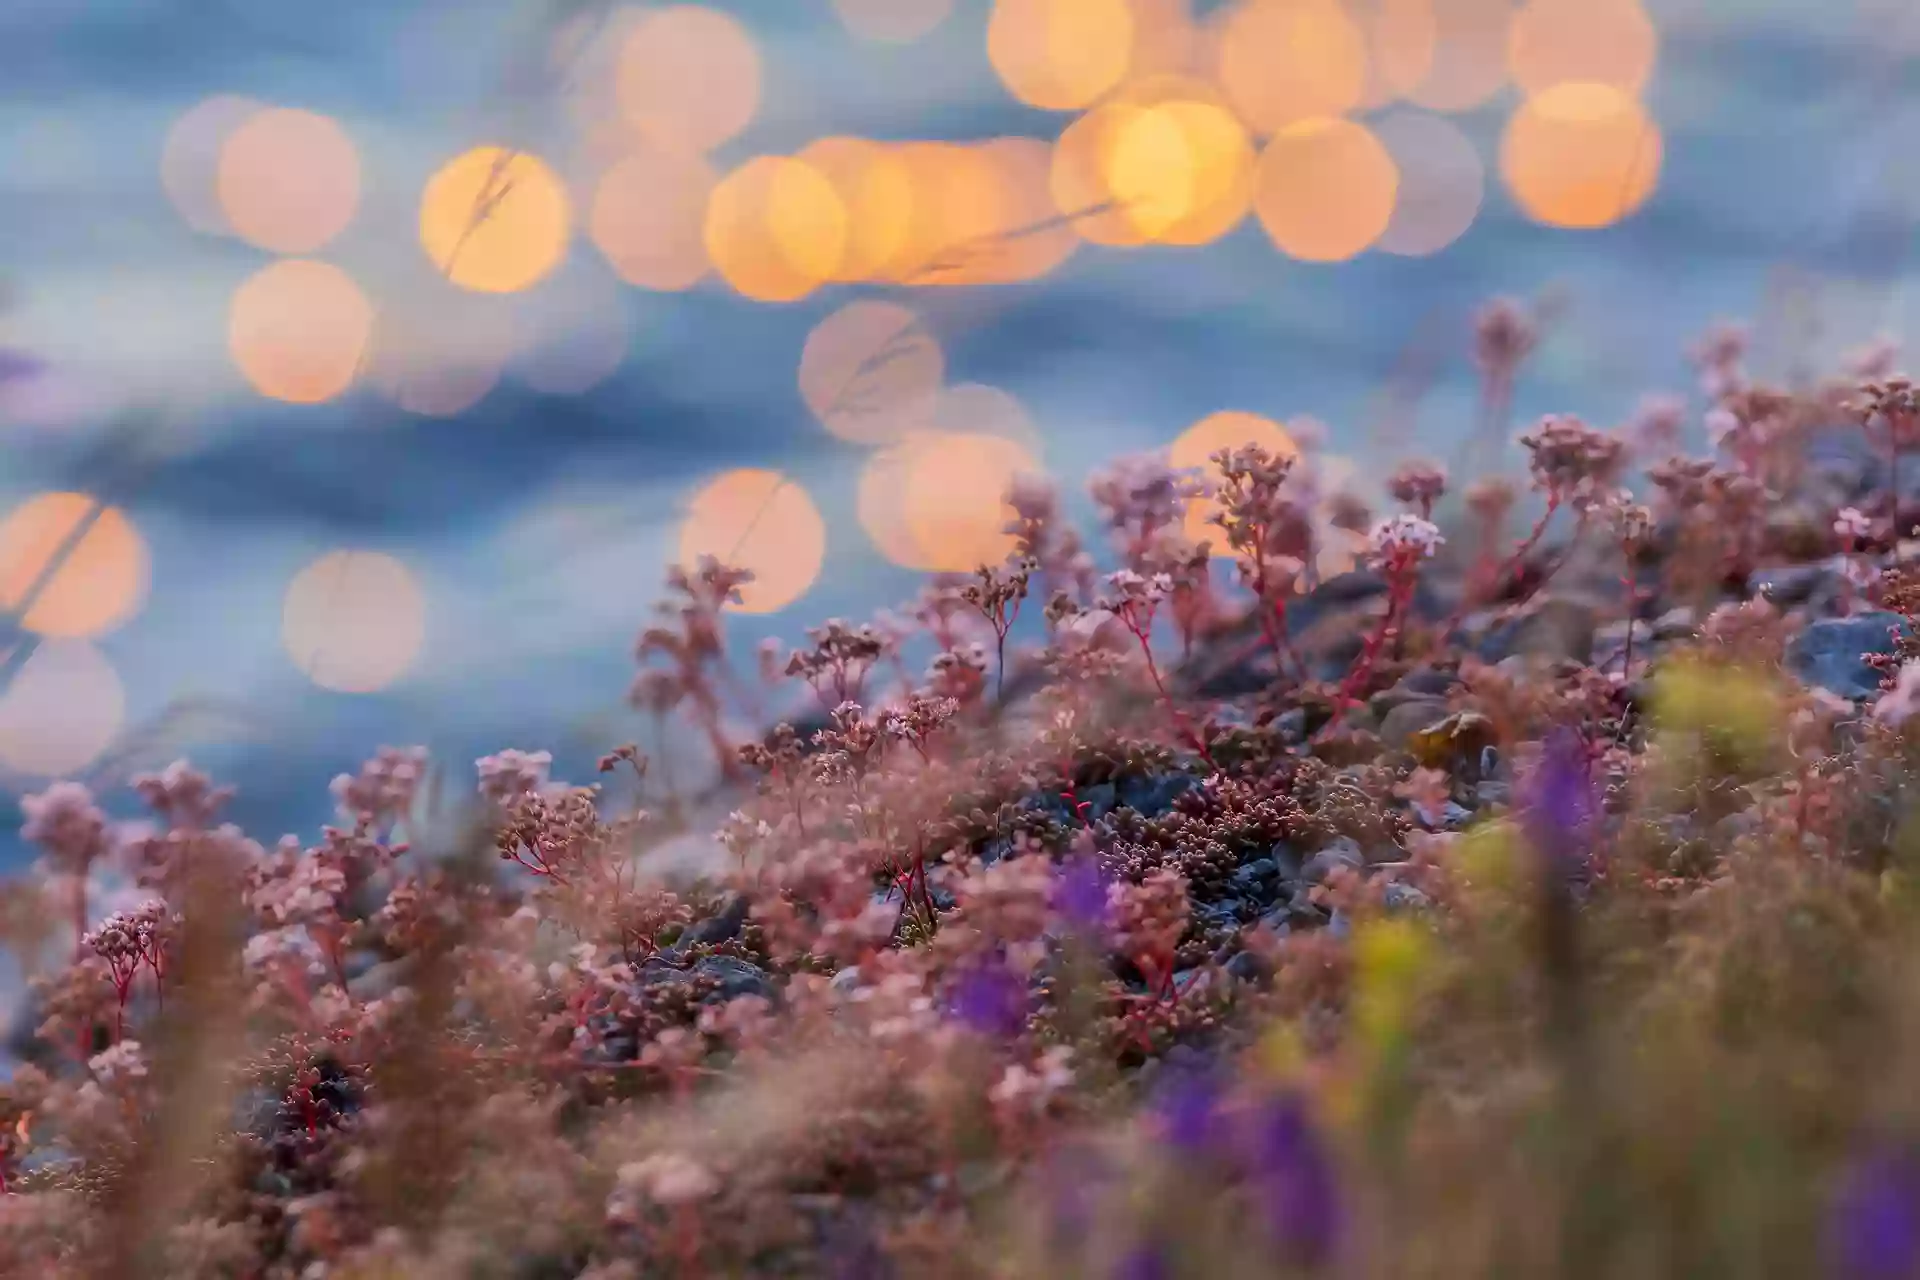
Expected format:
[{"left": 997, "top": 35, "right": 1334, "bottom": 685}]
[{"left": 0, "top": 0, "right": 1915, "bottom": 859}]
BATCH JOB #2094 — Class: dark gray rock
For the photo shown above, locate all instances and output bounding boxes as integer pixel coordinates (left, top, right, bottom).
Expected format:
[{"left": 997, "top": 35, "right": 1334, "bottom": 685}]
[
  {"left": 1477, "top": 597, "right": 1598, "bottom": 665},
  {"left": 1749, "top": 563, "right": 1841, "bottom": 608},
  {"left": 638, "top": 954, "right": 777, "bottom": 1003},
  {"left": 1230, "top": 857, "right": 1281, "bottom": 894},
  {"left": 1225, "top": 950, "right": 1272, "bottom": 985},
  {"left": 1302, "top": 837, "right": 1365, "bottom": 883},
  {"left": 1787, "top": 611, "right": 1909, "bottom": 699},
  {"left": 1382, "top": 882, "right": 1432, "bottom": 913},
  {"left": 683, "top": 894, "right": 749, "bottom": 946},
  {"left": 1378, "top": 696, "right": 1451, "bottom": 750},
  {"left": 1653, "top": 607, "right": 1698, "bottom": 641},
  {"left": 1117, "top": 773, "right": 1196, "bottom": 817}
]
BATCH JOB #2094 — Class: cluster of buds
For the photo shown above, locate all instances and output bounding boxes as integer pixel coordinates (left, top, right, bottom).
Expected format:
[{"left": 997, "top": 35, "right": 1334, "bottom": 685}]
[
  {"left": 810, "top": 701, "right": 887, "bottom": 788},
  {"left": 785, "top": 618, "right": 888, "bottom": 708},
  {"left": 132, "top": 760, "right": 233, "bottom": 832},
  {"left": 476, "top": 749, "right": 553, "bottom": 805},
  {"left": 83, "top": 900, "right": 173, "bottom": 1036},
  {"left": 328, "top": 746, "right": 427, "bottom": 827},
  {"left": 1473, "top": 296, "right": 1538, "bottom": 386},
  {"left": 1089, "top": 453, "right": 1210, "bottom": 568},
  {"left": 20, "top": 781, "right": 111, "bottom": 878},
  {"left": 879, "top": 693, "right": 960, "bottom": 759},
  {"left": 1005, "top": 474, "right": 1096, "bottom": 603},
  {"left": 496, "top": 786, "right": 608, "bottom": 886},
  {"left": 1688, "top": 319, "right": 1750, "bottom": 399},
  {"left": 1386, "top": 460, "right": 1447, "bottom": 518},
  {"left": 1599, "top": 488, "right": 1655, "bottom": 551},
  {"left": 1519, "top": 415, "right": 1625, "bottom": 505},
  {"left": 1364, "top": 514, "right": 1444, "bottom": 573},
  {"left": 960, "top": 559, "right": 1035, "bottom": 697},
  {"left": 926, "top": 642, "right": 991, "bottom": 703},
  {"left": 1108, "top": 868, "right": 1190, "bottom": 995}
]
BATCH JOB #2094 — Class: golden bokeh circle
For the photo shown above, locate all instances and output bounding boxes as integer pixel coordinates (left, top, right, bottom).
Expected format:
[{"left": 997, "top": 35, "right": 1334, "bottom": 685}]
[
  {"left": 678, "top": 469, "right": 826, "bottom": 614},
  {"left": 704, "top": 156, "right": 850, "bottom": 302},
  {"left": 0, "top": 494, "right": 149, "bottom": 638},
  {"left": 419, "top": 146, "right": 572, "bottom": 294},
  {"left": 797, "top": 137, "right": 916, "bottom": 283},
  {"left": 988, "top": 0, "right": 1138, "bottom": 112},
  {"left": 1252, "top": 117, "right": 1399, "bottom": 262},
  {"left": 216, "top": 107, "right": 361, "bottom": 254},
  {"left": 282, "top": 550, "right": 428, "bottom": 694},
  {"left": 589, "top": 140, "right": 716, "bottom": 292},
  {"left": 1499, "top": 81, "right": 1662, "bottom": 229},
  {"left": 1508, "top": 0, "right": 1656, "bottom": 97},
  {"left": 1374, "top": 109, "right": 1484, "bottom": 255},
  {"left": 895, "top": 432, "right": 1039, "bottom": 572},
  {"left": 1171, "top": 410, "right": 1299, "bottom": 552},
  {"left": 1399, "top": 0, "right": 1511, "bottom": 111},
  {"left": 799, "top": 300, "right": 944, "bottom": 446},
  {"left": 617, "top": 5, "right": 762, "bottom": 152},
  {"left": 228, "top": 260, "right": 374, "bottom": 405},
  {"left": 1216, "top": 0, "right": 1368, "bottom": 134},
  {"left": 0, "top": 640, "right": 124, "bottom": 779},
  {"left": 162, "top": 95, "right": 263, "bottom": 236}
]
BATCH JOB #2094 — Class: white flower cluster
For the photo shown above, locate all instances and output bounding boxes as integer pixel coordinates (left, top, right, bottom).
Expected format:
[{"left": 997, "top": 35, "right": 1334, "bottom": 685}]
[{"left": 1365, "top": 514, "right": 1445, "bottom": 566}]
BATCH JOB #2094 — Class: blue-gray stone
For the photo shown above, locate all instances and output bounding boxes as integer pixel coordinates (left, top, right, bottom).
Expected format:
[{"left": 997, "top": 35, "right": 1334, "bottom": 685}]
[{"left": 1787, "top": 611, "right": 1909, "bottom": 699}]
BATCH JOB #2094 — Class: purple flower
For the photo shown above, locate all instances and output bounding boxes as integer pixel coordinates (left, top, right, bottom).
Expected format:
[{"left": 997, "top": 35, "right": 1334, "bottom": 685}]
[
  {"left": 1153, "top": 1060, "right": 1228, "bottom": 1156},
  {"left": 1522, "top": 728, "right": 1597, "bottom": 872},
  {"left": 948, "top": 957, "right": 1028, "bottom": 1038},
  {"left": 1245, "top": 1091, "right": 1341, "bottom": 1266},
  {"left": 1111, "top": 1240, "right": 1171, "bottom": 1280},
  {"left": 1832, "top": 1146, "right": 1920, "bottom": 1280},
  {"left": 1052, "top": 854, "right": 1111, "bottom": 932},
  {"left": 1043, "top": 1141, "right": 1114, "bottom": 1255}
]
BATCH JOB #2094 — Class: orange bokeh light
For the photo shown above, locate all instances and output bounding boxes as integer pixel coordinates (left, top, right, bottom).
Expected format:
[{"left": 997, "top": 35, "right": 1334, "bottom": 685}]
[
  {"left": 1216, "top": 0, "right": 1368, "bottom": 134},
  {"left": 799, "top": 300, "right": 944, "bottom": 446},
  {"left": 590, "top": 140, "right": 716, "bottom": 292},
  {"left": 988, "top": 0, "right": 1138, "bottom": 112},
  {"left": 1374, "top": 109, "right": 1483, "bottom": 255},
  {"left": 1508, "top": 0, "right": 1655, "bottom": 97},
  {"left": 419, "top": 146, "right": 572, "bottom": 295},
  {"left": 0, "top": 494, "right": 149, "bottom": 638},
  {"left": 0, "top": 640, "right": 124, "bottom": 778},
  {"left": 216, "top": 107, "right": 360, "bottom": 254},
  {"left": 864, "top": 432, "right": 1038, "bottom": 573},
  {"left": 834, "top": 0, "right": 954, "bottom": 43},
  {"left": 1171, "top": 411, "right": 1299, "bottom": 551},
  {"left": 617, "top": 6, "right": 762, "bottom": 152},
  {"left": 367, "top": 294, "right": 513, "bottom": 418},
  {"left": 797, "top": 138, "right": 915, "bottom": 283},
  {"left": 678, "top": 469, "right": 826, "bottom": 614},
  {"left": 1500, "top": 81, "right": 1661, "bottom": 229},
  {"left": 1399, "top": 0, "right": 1511, "bottom": 111},
  {"left": 1051, "top": 104, "right": 1157, "bottom": 247},
  {"left": 704, "top": 156, "right": 849, "bottom": 303},
  {"left": 1253, "top": 117, "right": 1399, "bottom": 262},
  {"left": 228, "top": 260, "right": 374, "bottom": 405},
  {"left": 970, "top": 136, "right": 1082, "bottom": 280},
  {"left": 1356, "top": 0, "right": 1438, "bottom": 109},
  {"left": 161, "top": 95, "right": 262, "bottom": 236},
  {"left": 282, "top": 550, "right": 427, "bottom": 694}
]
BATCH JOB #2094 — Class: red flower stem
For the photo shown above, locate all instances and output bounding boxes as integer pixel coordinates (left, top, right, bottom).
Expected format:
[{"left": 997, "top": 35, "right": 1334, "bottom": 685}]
[
  {"left": 1440, "top": 496, "right": 1560, "bottom": 642},
  {"left": 1123, "top": 615, "right": 1215, "bottom": 769}
]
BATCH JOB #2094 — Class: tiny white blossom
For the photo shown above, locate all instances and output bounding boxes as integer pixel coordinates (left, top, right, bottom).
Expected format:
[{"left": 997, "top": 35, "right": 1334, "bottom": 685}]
[
  {"left": 1365, "top": 514, "right": 1444, "bottom": 566},
  {"left": 1835, "top": 506, "right": 1874, "bottom": 542}
]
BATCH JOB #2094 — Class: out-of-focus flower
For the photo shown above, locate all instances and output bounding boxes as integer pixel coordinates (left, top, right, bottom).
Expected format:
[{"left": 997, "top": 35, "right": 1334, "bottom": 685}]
[
  {"left": 1351, "top": 918, "right": 1430, "bottom": 1060},
  {"left": 1838, "top": 507, "right": 1876, "bottom": 543},
  {"left": 476, "top": 749, "right": 553, "bottom": 804},
  {"left": 989, "top": 1046, "right": 1074, "bottom": 1112},
  {"left": 1150, "top": 1060, "right": 1227, "bottom": 1156},
  {"left": 1051, "top": 855, "right": 1111, "bottom": 933},
  {"left": 612, "top": 1152, "right": 720, "bottom": 1212},
  {"left": 1520, "top": 729, "right": 1597, "bottom": 870},
  {"left": 20, "top": 781, "right": 110, "bottom": 876},
  {"left": 1364, "top": 514, "right": 1443, "bottom": 570},
  {"left": 1830, "top": 1145, "right": 1920, "bottom": 1280},
  {"left": 1875, "top": 662, "right": 1920, "bottom": 728},
  {"left": 1109, "top": 1240, "right": 1171, "bottom": 1280},
  {"left": 948, "top": 957, "right": 1029, "bottom": 1038},
  {"left": 1244, "top": 1090, "right": 1342, "bottom": 1265}
]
